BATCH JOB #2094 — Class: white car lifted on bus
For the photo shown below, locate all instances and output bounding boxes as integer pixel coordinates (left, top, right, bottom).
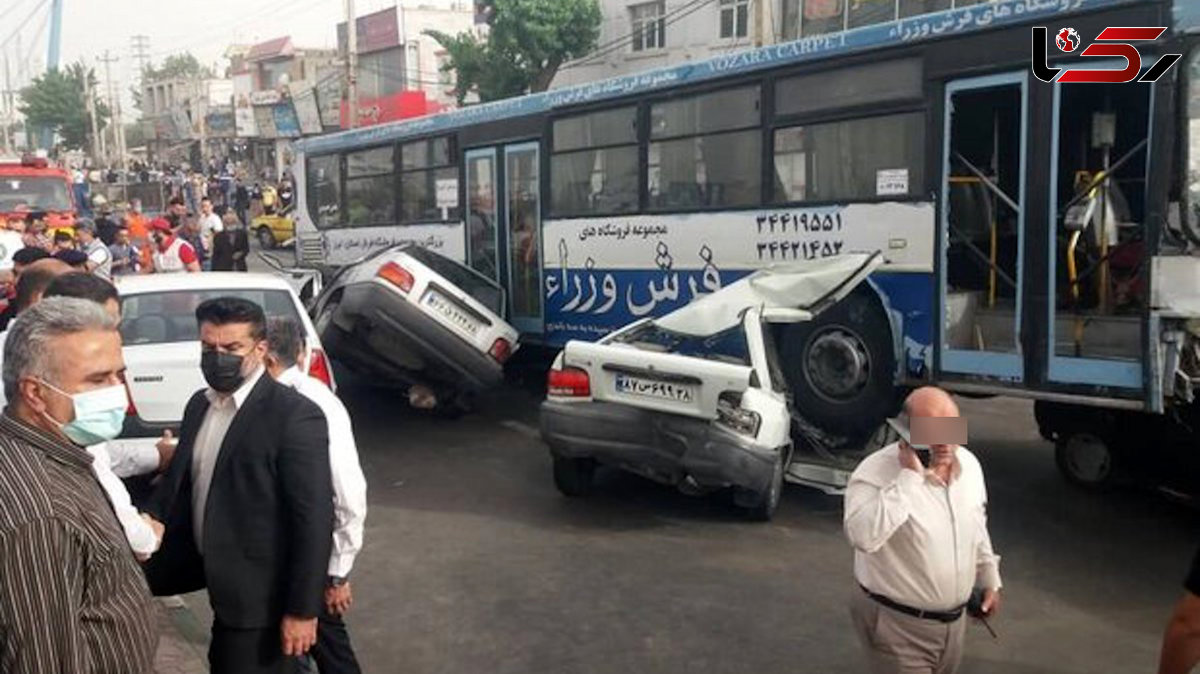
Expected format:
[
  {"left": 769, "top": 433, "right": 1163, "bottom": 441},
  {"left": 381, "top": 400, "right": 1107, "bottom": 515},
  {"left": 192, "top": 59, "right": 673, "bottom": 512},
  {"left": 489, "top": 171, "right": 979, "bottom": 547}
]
[
  {"left": 309, "top": 244, "right": 519, "bottom": 412},
  {"left": 541, "top": 254, "right": 885, "bottom": 520}
]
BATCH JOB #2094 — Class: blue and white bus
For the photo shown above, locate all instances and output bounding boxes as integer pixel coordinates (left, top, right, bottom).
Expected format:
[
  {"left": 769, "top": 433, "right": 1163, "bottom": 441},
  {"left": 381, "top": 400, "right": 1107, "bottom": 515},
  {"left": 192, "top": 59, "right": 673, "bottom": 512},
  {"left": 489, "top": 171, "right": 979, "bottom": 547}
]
[{"left": 294, "top": 0, "right": 1200, "bottom": 482}]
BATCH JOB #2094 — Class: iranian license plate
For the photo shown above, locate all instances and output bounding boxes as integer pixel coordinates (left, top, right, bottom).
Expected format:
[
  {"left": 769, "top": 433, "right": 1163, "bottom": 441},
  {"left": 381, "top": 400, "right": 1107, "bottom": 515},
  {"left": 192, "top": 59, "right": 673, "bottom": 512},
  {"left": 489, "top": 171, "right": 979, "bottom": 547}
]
[
  {"left": 423, "top": 290, "right": 481, "bottom": 337},
  {"left": 614, "top": 373, "right": 694, "bottom": 403}
]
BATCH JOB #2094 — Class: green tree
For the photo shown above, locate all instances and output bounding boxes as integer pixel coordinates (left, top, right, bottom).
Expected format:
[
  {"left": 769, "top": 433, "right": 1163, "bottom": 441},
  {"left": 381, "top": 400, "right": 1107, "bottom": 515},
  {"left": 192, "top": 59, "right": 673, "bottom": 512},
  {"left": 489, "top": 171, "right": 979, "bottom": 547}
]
[
  {"left": 18, "top": 62, "right": 110, "bottom": 151},
  {"left": 144, "top": 52, "right": 213, "bottom": 82},
  {"left": 428, "top": 0, "right": 601, "bottom": 104}
]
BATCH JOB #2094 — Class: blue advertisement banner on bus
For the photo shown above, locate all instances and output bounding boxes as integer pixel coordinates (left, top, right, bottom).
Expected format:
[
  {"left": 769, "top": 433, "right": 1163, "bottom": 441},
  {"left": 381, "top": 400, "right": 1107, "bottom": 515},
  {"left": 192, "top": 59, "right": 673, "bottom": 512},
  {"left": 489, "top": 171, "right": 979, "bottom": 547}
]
[{"left": 540, "top": 202, "right": 937, "bottom": 374}]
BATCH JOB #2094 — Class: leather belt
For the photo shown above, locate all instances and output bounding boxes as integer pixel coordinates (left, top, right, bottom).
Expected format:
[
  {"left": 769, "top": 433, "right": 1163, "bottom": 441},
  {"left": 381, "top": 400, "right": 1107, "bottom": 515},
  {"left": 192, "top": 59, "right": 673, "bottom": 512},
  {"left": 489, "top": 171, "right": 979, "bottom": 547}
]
[{"left": 860, "top": 585, "right": 965, "bottom": 623}]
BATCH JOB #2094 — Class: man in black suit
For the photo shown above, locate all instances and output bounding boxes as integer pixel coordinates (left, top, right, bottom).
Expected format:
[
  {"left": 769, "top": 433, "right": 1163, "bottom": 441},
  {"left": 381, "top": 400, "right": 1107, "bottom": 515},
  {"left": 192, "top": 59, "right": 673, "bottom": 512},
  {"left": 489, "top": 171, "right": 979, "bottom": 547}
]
[{"left": 146, "top": 297, "right": 333, "bottom": 673}]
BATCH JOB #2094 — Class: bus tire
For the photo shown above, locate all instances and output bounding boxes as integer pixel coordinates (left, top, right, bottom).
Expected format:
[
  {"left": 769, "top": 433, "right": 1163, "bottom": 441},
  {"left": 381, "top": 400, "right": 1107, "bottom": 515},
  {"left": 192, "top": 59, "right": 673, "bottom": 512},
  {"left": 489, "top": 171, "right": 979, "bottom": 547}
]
[
  {"left": 1055, "top": 429, "right": 1120, "bottom": 490},
  {"left": 779, "top": 288, "right": 899, "bottom": 440}
]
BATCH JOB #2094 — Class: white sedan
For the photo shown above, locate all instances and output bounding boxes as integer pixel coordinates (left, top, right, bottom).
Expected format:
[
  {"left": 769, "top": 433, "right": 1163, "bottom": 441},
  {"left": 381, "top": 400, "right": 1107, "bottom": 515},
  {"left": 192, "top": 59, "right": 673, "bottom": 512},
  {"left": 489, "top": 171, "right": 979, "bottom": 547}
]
[
  {"left": 540, "top": 253, "right": 881, "bottom": 521},
  {"left": 116, "top": 272, "right": 334, "bottom": 442},
  {"left": 309, "top": 244, "right": 519, "bottom": 413}
]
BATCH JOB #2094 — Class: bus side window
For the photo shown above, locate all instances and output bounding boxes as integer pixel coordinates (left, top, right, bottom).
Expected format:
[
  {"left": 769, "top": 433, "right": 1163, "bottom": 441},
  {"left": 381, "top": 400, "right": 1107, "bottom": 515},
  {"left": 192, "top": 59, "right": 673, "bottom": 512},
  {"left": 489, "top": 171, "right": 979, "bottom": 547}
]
[
  {"left": 306, "top": 154, "right": 342, "bottom": 229},
  {"left": 648, "top": 85, "right": 762, "bottom": 210},
  {"left": 550, "top": 106, "right": 639, "bottom": 217}
]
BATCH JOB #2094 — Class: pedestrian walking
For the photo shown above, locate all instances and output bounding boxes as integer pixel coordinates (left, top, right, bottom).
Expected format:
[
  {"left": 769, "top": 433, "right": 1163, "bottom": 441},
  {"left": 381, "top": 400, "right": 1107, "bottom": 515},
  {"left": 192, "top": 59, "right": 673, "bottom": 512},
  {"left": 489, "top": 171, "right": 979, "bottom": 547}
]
[
  {"left": 235, "top": 178, "right": 251, "bottom": 226},
  {"left": 212, "top": 212, "right": 250, "bottom": 272},
  {"left": 197, "top": 197, "right": 224, "bottom": 270},
  {"left": 844, "top": 387, "right": 1002, "bottom": 674},
  {"left": 264, "top": 317, "right": 367, "bottom": 674},
  {"left": 149, "top": 218, "right": 201, "bottom": 273},
  {"left": 0, "top": 296, "right": 159, "bottom": 672},
  {"left": 109, "top": 227, "right": 140, "bottom": 275},
  {"left": 145, "top": 297, "right": 333, "bottom": 673},
  {"left": 76, "top": 219, "right": 113, "bottom": 280}
]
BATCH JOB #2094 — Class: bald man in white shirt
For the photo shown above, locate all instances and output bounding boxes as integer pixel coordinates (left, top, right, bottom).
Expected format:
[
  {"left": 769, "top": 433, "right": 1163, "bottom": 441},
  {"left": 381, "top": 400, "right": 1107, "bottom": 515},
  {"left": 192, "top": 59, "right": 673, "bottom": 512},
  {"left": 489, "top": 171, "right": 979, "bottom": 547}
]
[{"left": 844, "top": 387, "right": 1001, "bottom": 674}]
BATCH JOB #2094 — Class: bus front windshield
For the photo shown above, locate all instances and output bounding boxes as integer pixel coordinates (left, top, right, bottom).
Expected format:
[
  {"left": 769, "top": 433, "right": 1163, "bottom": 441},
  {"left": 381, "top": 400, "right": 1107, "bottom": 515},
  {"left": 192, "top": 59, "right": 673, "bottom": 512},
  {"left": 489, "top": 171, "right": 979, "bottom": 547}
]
[{"left": 0, "top": 176, "right": 72, "bottom": 213}]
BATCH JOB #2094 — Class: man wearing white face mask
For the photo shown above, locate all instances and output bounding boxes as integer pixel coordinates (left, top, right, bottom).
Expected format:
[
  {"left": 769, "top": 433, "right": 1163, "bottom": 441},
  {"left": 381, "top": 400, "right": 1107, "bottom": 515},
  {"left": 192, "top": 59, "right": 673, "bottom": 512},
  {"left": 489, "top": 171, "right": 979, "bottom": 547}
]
[
  {"left": 0, "top": 296, "right": 158, "bottom": 672},
  {"left": 42, "top": 272, "right": 166, "bottom": 560}
]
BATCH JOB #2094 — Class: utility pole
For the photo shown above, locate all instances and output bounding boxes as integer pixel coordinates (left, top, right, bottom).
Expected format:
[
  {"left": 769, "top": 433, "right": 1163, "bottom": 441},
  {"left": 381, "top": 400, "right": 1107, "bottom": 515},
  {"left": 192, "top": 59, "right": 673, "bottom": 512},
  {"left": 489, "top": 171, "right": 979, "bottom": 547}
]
[
  {"left": 344, "top": 0, "right": 359, "bottom": 129},
  {"left": 99, "top": 50, "right": 126, "bottom": 170},
  {"left": 194, "top": 78, "right": 207, "bottom": 163},
  {"left": 85, "top": 74, "right": 101, "bottom": 164},
  {"left": 1, "top": 56, "right": 12, "bottom": 154},
  {"left": 130, "top": 35, "right": 151, "bottom": 79}
]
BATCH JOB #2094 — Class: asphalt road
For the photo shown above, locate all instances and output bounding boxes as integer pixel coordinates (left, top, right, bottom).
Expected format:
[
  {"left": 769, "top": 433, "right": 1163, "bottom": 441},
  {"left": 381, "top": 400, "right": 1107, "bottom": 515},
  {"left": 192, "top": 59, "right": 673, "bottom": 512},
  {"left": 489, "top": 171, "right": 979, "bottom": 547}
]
[{"left": 265, "top": 373, "right": 1188, "bottom": 674}]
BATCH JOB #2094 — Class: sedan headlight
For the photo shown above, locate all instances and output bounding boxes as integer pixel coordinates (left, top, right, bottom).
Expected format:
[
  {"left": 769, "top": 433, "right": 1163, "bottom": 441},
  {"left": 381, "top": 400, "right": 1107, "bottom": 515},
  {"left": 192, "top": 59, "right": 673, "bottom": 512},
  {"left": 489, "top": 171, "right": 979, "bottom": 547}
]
[{"left": 716, "top": 392, "right": 761, "bottom": 437}]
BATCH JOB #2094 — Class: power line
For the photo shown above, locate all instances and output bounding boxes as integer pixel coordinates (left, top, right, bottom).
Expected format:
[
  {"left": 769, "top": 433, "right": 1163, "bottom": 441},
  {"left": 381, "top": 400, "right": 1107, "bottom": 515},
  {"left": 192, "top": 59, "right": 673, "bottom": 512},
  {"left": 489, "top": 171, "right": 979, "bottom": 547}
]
[{"left": 0, "top": 0, "right": 48, "bottom": 53}]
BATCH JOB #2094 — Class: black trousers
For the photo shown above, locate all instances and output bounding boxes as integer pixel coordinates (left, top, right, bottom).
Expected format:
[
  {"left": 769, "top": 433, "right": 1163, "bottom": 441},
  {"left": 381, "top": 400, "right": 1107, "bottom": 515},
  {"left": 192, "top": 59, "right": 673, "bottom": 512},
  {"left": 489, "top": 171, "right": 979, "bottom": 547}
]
[
  {"left": 311, "top": 610, "right": 362, "bottom": 674},
  {"left": 210, "top": 621, "right": 302, "bottom": 674}
]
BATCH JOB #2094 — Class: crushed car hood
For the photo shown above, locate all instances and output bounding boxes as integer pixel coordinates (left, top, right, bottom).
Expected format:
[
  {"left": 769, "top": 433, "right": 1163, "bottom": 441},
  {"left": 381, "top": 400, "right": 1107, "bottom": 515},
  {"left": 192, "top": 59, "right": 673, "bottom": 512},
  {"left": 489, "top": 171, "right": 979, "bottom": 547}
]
[{"left": 654, "top": 253, "right": 882, "bottom": 336}]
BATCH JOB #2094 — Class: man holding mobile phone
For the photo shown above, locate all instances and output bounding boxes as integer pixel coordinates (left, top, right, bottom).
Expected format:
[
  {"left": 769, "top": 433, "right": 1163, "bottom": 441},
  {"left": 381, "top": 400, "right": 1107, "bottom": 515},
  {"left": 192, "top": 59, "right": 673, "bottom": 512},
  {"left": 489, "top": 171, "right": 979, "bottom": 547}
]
[{"left": 843, "top": 387, "right": 1002, "bottom": 674}]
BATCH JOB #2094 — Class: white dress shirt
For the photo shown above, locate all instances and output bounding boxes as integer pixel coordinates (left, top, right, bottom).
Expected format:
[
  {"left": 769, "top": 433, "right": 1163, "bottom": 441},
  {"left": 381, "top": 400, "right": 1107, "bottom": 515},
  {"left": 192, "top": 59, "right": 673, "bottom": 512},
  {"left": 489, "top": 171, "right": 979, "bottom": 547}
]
[
  {"left": 87, "top": 442, "right": 159, "bottom": 556},
  {"left": 844, "top": 443, "right": 1002, "bottom": 612},
  {"left": 278, "top": 366, "right": 367, "bottom": 577},
  {"left": 191, "top": 367, "right": 263, "bottom": 551}
]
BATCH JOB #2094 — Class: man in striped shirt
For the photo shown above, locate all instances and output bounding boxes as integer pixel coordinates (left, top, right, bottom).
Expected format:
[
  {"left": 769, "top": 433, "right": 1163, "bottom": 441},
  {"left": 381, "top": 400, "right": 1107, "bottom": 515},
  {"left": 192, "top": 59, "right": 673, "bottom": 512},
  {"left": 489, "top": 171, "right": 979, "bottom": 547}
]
[{"left": 0, "top": 297, "right": 158, "bottom": 673}]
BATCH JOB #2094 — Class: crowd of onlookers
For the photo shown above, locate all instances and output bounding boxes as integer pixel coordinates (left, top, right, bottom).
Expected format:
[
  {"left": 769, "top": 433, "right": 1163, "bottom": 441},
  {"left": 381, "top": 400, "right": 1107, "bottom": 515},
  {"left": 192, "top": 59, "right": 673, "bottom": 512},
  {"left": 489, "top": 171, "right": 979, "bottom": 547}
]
[{"left": 76, "top": 158, "right": 295, "bottom": 229}]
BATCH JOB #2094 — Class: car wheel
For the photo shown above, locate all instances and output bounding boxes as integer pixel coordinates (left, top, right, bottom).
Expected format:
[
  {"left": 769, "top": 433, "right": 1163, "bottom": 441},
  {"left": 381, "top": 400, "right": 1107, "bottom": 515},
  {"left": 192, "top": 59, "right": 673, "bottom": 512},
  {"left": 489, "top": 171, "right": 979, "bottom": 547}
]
[
  {"left": 553, "top": 456, "right": 596, "bottom": 497},
  {"left": 734, "top": 446, "right": 787, "bottom": 522},
  {"left": 1055, "top": 430, "right": 1119, "bottom": 489},
  {"left": 779, "top": 288, "right": 899, "bottom": 441},
  {"left": 257, "top": 226, "right": 275, "bottom": 249}
]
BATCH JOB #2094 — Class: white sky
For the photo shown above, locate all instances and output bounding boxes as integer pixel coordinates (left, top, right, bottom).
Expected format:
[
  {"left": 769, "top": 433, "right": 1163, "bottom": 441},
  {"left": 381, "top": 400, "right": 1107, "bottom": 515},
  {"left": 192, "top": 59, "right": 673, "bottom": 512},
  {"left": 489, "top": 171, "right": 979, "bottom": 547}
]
[{"left": 1, "top": 0, "right": 412, "bottom": 109}]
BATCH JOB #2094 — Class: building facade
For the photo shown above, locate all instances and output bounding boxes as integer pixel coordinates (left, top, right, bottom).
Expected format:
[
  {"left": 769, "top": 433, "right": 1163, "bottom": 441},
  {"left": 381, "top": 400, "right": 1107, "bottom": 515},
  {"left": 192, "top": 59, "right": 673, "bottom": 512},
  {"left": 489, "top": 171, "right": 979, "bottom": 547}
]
[
  {"left": 553, "top": 0, "right": 781, "bottom": 88},
  {"left": 338, "top": 2, "right": 480, "bottom": 127},
  {"left": 139, "top": 77, "right": 234, "bottom": 167}
]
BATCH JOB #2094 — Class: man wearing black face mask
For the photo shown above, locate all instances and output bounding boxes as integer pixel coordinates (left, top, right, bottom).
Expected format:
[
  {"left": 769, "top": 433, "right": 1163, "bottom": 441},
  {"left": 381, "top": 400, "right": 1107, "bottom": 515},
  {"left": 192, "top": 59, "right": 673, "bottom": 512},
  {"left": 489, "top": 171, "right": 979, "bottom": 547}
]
[{"left": 145, "top": 297, "right": 332, "bottom": 673}]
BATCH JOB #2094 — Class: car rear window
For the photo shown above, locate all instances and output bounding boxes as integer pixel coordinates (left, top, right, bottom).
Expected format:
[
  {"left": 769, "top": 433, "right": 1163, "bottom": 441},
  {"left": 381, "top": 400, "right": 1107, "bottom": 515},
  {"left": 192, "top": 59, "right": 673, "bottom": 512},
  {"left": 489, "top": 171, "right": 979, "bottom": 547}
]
[
  {"left": 403, "top": 246, "right": 505, "bottom": 317},
  {"left": 613, "top": 322, "right": 750, "bottom": 366},
  {"left": 120, "top": 289, "right": 302, "bottom": 345}
]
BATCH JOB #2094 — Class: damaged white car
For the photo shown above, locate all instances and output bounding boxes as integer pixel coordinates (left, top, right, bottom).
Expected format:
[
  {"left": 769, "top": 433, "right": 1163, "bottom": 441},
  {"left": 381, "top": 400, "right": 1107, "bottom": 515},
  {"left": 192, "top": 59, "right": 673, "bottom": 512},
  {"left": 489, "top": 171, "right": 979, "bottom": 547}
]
[
  {"left": 310, "top": 244, "right": 520, "bottom": 413},
  {"left": 540, "top": 253, "right": 884, "bottom": 520}
]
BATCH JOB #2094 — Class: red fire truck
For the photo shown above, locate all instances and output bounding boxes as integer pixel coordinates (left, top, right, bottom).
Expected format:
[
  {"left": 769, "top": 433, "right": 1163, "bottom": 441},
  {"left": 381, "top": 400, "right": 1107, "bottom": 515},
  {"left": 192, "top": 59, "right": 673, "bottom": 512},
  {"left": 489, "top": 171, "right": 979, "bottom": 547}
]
[{"left": 0, "top": 154, "right": 77, "bottom": 231}]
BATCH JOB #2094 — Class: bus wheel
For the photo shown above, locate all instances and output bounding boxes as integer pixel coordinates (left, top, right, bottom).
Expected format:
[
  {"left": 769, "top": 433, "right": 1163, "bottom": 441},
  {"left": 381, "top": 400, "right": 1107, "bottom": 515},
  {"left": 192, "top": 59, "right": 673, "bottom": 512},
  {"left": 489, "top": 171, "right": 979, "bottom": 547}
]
[
  {"left": 780, "top": 288, "right": 898, "bottom": 440},
  {"left": 1055, "top": 430, "right": 1118, "bottom": 489},
  {"left": 257, "top": 226, "right": 275, "bottom": 249}
]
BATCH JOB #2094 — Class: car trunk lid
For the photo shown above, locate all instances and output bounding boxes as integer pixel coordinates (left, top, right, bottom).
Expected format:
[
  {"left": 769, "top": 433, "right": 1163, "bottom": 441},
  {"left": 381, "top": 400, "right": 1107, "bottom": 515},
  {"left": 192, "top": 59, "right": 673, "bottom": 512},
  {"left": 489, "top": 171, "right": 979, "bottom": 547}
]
[{"left": 562, "top": 341, "right": 754, "bottom": 421}]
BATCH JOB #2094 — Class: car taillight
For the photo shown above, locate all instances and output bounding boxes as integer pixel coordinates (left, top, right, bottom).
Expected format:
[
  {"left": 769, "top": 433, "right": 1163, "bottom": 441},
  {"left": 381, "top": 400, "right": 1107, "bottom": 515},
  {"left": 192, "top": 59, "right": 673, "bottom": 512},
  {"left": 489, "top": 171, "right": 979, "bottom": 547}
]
[
  {"left": 716, "top": 391, "right": 761, "bottom": 437},
  {"left": 307, "top": 348, "right": 334, "bottom": 389},
  {"left": 489, "top": 338, "right": 513, "bottom": 364},
  {"left": 123, "top": 382, "right": 137, "bottom": 417},
  {"left": 377, "top": 262, "right": 414, "bottom": 293},
  {"left": 547, "top": 367, "right": 590, "bottom": 398}
]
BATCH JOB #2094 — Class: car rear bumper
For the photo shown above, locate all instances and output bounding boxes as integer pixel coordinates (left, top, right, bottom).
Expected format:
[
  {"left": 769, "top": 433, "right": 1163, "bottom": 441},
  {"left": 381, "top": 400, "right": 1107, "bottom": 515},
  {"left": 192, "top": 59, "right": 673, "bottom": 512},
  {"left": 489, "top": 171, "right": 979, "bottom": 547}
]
[
  {"left": 329, "top": 282, "right": 504, "bottom": 391},
  {"left": 540, "top": 399, "right": 779, "bottom": 493}
]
